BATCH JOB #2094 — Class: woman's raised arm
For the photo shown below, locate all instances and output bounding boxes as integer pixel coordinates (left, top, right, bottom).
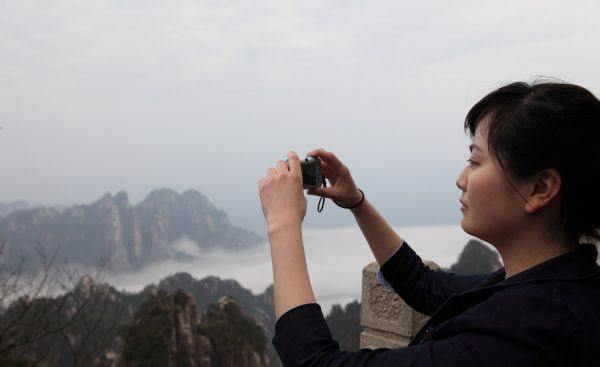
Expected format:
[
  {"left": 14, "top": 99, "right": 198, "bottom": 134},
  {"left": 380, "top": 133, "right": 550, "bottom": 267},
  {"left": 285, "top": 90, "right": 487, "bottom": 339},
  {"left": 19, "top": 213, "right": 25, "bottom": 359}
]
[
  {"left": 307, "top": 148, "right": 403, "bottom": 265},
  {"left": 259, "top": 151, "right": 315, "bottom": 320}
]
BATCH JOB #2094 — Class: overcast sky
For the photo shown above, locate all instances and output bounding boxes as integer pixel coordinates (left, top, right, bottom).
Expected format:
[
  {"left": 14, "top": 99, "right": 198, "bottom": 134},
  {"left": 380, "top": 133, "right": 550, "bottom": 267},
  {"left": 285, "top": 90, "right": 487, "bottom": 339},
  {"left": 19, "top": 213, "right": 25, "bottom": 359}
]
[{"left": 1, "top": 0, "right": 600, "bottom": 232}]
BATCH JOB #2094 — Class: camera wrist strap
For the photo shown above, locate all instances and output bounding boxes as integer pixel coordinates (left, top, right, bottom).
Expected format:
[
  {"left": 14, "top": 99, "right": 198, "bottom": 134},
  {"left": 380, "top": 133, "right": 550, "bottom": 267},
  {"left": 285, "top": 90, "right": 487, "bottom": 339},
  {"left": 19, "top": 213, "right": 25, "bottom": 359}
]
[
  {"left": 317, "top": 179, "right": 366, "bottom": 213},
  {"left": 317, "top": 177, "right": 327, "bottom": 213}
]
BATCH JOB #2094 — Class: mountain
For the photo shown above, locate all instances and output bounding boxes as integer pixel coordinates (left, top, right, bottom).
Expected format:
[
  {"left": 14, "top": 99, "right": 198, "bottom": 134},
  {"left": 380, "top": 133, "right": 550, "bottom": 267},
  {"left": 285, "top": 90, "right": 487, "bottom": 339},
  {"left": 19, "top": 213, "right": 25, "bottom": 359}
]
[
  {"left": 449, "top": 239, "right": 502, "bottom": 274},
  {"left": 119, "top": 291, "right": 270, "bottom": 367},
  {"left": 0, "top": 200, "right": 39, "bottom": 217},
  {"left": 0, "top": 275, "right": 135, "bottom": 367},
  {"left": 0, "top": 273, "right": 274, "bottom": 367},
  {"left": 141, "top": 273, "right": 279, "bottom": 367},
  {"left": 0, "top": 189, "right": 264, "bottom": 272},
  {"left": 118, "top": 289, "right": 213, "bottom": 367},
  {"left": 325, "top": 300, "right": 361, "bottom": 351},
  {"left": 197, "top": 296, "right": 269, "bottom": 367},
  {"left": 148, "top": 273, "right": 275, "bottom": 336}
]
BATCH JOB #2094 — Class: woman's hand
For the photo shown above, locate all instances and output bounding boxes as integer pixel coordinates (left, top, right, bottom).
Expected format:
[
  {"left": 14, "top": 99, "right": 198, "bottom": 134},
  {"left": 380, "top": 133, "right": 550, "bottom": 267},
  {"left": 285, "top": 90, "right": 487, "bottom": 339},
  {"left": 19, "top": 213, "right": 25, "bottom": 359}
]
[
  {"left": 259, "top": 151, "right": 307, "bottom": 232},
  {"left": 259, "top": 151, "right": 315, "bottom": 318},
  {"left": 306, "top": 148, "right": 362, "bottom": 207}
]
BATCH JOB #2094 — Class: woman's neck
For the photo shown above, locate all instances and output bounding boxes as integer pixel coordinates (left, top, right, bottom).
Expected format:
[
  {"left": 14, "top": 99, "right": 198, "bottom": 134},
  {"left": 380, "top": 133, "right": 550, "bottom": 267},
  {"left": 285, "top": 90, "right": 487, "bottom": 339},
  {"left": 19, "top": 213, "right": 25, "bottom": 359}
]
[{"left": 495, "top": 230, "right": 579, "bottom": 278}]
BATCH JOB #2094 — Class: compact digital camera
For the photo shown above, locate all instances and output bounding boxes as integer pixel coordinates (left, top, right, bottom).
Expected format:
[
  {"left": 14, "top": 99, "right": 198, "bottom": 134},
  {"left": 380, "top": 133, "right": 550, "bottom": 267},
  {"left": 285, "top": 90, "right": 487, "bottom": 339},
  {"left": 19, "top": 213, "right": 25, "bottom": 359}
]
[{"left": 287, "top": 155, "right": 324, "bottom": 190}]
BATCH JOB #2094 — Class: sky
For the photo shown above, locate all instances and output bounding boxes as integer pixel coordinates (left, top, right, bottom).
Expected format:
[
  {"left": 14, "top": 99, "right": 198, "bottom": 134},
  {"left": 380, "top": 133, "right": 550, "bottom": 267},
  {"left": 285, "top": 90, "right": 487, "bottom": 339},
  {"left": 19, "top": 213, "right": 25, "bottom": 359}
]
[{"left": 1, "top": 0, "right": 600, "bottom": 233}]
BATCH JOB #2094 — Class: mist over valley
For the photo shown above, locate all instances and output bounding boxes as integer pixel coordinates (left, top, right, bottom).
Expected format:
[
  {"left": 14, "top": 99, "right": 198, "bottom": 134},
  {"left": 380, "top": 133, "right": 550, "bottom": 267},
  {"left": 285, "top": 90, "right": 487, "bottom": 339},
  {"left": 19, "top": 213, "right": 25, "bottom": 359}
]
[{"left": 0, "top": 189, "right": 485, "bottom": 312}]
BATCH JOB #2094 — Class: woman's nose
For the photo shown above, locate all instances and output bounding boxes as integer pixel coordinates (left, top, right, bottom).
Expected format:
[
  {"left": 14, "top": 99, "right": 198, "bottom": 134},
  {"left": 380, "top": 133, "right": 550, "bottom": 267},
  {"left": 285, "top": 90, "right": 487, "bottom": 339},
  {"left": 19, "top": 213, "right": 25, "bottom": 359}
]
[{"left": 456, "top": 166, "right": 468, "bottom": 191}]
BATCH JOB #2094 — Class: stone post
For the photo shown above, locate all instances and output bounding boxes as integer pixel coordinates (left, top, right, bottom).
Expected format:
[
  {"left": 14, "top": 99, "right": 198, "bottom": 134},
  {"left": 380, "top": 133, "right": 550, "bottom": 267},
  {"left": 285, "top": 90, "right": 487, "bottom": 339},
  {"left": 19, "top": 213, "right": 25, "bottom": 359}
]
[{"left": 360, "top": 260, "right": 439, "bottom": 348}]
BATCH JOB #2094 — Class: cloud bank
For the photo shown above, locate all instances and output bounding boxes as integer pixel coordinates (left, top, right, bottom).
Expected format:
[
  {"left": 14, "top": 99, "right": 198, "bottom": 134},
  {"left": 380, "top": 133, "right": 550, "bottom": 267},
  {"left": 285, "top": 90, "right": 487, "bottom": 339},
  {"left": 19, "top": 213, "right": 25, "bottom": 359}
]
[{"left": 106, "top": 224, "right": 482, "bottom": 312}]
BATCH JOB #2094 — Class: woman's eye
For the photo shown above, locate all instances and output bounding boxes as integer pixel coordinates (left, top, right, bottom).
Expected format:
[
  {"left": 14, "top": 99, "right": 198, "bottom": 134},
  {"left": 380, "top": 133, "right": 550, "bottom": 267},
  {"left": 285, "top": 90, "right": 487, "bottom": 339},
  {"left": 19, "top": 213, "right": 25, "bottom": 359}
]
[{"left": 466, "top": 159, "right": 479, "bottom": 167}]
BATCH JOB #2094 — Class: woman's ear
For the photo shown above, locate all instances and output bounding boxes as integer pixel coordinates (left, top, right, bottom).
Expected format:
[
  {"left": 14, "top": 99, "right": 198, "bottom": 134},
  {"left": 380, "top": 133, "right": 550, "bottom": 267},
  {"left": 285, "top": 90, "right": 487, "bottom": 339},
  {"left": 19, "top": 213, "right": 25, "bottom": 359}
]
[{"left": 525, "top": 169, "right": 562, "bottom": 213}]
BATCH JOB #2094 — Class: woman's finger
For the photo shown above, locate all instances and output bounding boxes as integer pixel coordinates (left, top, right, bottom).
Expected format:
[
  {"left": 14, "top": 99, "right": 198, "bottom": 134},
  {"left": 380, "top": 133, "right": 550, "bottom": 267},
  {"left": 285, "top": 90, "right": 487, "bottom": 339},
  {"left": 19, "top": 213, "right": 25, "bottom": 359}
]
[
  {"left": 287, "top": 151, "right": 301, "bottom": 175},
  {"left": 308, "top": 148, "right": 344, "bottom": 167},
  {"left": 267, "top": 167, "right": 276, "bottom": 179},
  {"left": 319, "top": 161, "right": 335, "bottom": 177},
  {"left": 307, "top": 150, "right": 339, "bottom": 178},
  {"left": 307, "top": 147, "right": 325, "bottom": 157},
  {"left": 307, "top": 147, "right": 331, "bottom": 160},
  {"left": 307, "top": 187, "right": 328, "bottom": 197},
  {"left": 258, "top": 178, "right": 267, "bottom": 191},
  {"left": 276, "top": 160, "right": 288, "bottom": 174}
]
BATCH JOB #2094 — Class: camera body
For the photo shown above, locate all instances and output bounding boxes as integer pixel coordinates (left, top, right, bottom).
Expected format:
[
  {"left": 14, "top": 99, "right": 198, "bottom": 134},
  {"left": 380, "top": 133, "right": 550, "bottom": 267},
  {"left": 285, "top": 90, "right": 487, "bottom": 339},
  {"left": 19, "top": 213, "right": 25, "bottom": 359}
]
[
  {"left": 300, "top": 156, "right": 323, "bottom": 189},
  {"left": 287, "top": 156, "right": 323, "bottom": 189}
]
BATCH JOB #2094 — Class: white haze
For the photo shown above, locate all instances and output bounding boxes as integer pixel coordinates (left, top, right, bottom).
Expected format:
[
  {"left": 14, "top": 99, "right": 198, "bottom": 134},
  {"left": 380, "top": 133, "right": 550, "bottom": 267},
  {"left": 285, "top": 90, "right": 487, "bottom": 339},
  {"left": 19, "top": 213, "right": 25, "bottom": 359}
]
[{"left": 106, "top": 224, "right": 487, "bottom": 313}]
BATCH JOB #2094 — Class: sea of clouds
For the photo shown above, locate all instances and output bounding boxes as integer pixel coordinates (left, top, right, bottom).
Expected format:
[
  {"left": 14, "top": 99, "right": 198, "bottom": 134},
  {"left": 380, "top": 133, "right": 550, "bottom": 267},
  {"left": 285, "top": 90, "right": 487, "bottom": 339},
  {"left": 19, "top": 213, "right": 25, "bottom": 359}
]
[{"left": 105, "top": 224, "right": 488, "bottom": 312}]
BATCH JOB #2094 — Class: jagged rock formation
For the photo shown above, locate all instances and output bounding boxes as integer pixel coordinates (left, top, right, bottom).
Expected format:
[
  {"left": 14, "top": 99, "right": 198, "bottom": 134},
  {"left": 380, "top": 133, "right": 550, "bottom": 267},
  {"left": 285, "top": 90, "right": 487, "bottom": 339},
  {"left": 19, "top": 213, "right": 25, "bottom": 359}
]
[
  {"left": 152, "top": 273, "right": 275, "bottom": 336},
  {"left": 449, "top": 239, "right": 502, "bottom": 274},
  {"left": 325, "top": 300, "right": 362, "bottom": 352},
  {"left": 0, "top": 272, "right": 276, "bottom": 367},
  {"left": 0, "top": 189, "right": 264, "bottom": 272},
  {"left": 118, "top": 289, "right": 212, "bottom": 367},
  {"left": 198, "top": 297, "right": 269, "bottom": 367},
  {"left": 144, "top": 273, "right": 279, "bottom": 367}
]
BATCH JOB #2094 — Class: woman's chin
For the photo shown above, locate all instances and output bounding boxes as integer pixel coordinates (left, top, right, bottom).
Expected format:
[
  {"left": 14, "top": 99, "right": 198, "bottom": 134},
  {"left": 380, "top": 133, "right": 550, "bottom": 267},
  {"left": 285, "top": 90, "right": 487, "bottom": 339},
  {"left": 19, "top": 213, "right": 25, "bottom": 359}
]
[
  {"left": 460, "top": 218, "right": 475, "bottom": 236},
  {"left": 460, "top": 220, "right": 491, "bottom": 245}
]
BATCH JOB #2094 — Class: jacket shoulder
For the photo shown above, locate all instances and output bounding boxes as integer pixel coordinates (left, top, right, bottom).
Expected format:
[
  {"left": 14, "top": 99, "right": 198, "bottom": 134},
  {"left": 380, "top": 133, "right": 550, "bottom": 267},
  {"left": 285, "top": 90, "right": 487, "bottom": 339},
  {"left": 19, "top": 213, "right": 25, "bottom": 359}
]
[{"left": 456, "top": 279, "right": 600, "bottom": 364}]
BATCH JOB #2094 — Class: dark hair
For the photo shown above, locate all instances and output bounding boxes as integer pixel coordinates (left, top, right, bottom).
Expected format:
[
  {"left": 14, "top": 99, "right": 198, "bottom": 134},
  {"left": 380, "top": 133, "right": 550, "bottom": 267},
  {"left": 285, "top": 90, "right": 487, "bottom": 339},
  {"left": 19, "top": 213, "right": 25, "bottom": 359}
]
[{"left": 464, "top": 80, "right": 600, "bottom": 239}]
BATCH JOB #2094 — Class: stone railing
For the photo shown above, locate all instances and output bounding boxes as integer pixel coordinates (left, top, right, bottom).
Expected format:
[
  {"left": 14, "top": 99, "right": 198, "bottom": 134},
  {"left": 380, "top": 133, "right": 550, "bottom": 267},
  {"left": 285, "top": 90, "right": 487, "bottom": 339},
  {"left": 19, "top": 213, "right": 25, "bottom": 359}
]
[{"left": 360, "top": 260, "right": 439, "bottom": 348}]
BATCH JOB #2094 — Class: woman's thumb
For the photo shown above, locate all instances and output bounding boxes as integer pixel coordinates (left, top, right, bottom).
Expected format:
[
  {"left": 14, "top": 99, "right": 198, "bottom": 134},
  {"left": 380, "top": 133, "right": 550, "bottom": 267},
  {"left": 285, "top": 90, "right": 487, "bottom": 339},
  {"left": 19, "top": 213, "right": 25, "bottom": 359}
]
[{"left": 307, "top": 187, "right": 330, "bottom": 197}]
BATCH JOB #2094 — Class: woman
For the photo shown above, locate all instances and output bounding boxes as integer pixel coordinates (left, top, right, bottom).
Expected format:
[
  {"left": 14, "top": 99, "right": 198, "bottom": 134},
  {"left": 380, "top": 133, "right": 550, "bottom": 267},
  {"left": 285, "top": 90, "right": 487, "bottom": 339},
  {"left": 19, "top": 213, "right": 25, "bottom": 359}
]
[{"left": 258, "top": 81, "right": 600, "bottom": 366}]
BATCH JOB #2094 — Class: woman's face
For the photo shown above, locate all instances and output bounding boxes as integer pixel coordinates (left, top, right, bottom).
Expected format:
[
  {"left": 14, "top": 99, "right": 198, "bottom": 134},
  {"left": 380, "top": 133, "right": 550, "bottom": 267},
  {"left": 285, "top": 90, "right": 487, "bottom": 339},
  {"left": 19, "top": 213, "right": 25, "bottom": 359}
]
[{"left": 455, "top": 124, "right": 530, "bottom": 244}]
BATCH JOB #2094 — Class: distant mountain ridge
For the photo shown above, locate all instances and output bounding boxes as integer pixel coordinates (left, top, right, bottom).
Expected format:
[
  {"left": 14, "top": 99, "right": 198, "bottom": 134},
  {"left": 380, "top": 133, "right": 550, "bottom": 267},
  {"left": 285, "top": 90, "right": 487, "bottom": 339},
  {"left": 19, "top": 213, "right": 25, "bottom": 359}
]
[
  {"left": 0, "top": 189, "right": 264, "bottom": 272},
  {"left": 0, "top": 200, "right": 39, "bottom": 217}
]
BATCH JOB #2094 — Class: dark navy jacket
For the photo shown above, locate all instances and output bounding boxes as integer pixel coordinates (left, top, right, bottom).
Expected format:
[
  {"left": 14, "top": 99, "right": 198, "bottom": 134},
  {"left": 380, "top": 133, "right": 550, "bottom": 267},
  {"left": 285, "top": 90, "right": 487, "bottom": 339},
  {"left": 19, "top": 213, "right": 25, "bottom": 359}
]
[{"left": 272, "top": 242, "right": 600, "bottom": 366}]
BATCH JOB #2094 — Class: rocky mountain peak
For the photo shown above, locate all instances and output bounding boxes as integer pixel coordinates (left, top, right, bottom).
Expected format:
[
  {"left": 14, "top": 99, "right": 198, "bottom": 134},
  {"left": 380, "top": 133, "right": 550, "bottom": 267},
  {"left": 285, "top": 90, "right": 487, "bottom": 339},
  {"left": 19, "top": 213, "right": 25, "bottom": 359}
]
[
  {"left": 142, "top": 188, "right": 180, "bottom": 205},
  {"left": 74, "top": 275, "right": 96, "bottom": 298},
  {"left": 114, "top": 191, "right": 131, "bottom": 207},
  {"left": 182, "top": 190, "right": 215, "bottom": 209},
  {"left": 119, "top": 289, "right": 212, "bottom": 367},
  {"left": 0, "top": 189, "right": 264, "bottom": 272},
  {"left": 96, "top": 192, "right": 115, "bottom": 206},
  {"left": 449, "top": 239, "right": 502, "bottom": 274},
  {"left": 215, "top": 296, "right": 237, "bottom": 310},
  {"left": 0, "top": 200, "right": 39, "bottom": 217},
  {"left": 198, "top": 296, "right": 269, "bottom": 367},
  {"left": 158, "top": 272, "right": 196, "bottom": 290}
]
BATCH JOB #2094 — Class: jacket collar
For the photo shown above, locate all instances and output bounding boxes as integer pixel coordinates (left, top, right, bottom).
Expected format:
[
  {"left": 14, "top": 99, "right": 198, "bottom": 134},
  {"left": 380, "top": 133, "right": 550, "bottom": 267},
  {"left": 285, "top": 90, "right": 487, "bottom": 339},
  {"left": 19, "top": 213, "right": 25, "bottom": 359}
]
[{"left": 483, "top": 243, "right": 600, "bottom": 287}]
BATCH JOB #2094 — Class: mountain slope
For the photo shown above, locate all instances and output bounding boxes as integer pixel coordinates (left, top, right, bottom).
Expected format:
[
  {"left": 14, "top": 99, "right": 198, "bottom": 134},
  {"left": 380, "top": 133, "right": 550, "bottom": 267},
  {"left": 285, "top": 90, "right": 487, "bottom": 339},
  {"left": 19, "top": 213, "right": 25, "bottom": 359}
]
[{"left": 0, "top": 189, "right": 264, "bottom": 272}]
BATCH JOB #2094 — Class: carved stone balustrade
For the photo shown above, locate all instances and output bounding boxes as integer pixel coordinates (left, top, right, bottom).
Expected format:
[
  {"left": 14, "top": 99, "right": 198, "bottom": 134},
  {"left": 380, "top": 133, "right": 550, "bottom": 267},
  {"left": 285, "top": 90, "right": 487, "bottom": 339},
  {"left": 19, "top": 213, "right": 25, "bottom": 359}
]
[{"left": 360, "top": 260, "right": 439, "bottom": 348}]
